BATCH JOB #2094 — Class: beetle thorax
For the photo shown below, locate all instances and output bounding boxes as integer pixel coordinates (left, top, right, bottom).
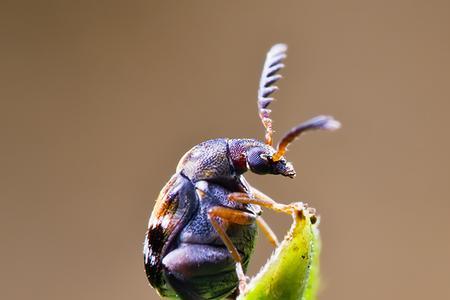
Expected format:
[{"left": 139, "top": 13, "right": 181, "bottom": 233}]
[{"left": 176, "top": 138, "right": 234, "bottom": 182}]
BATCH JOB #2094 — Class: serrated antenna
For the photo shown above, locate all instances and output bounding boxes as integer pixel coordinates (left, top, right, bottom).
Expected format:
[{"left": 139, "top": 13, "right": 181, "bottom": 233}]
[{"left": 257, "top": 43, "right": 287, "bottom": 146}]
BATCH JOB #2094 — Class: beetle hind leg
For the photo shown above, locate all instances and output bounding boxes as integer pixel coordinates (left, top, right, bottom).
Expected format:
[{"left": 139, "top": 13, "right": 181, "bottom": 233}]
[{"left": 256, "top": 216, "right": 280, "bottom": 247}]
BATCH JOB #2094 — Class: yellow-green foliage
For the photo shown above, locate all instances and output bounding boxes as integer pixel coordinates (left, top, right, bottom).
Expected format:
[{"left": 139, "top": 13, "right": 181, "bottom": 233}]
[{"left": 239, "top": 204, "right": 320, "bottom": 300}]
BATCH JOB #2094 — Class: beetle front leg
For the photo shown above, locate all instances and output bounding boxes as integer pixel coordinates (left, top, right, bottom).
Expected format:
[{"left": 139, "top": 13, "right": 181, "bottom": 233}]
[
  {"left": 228, "top": 192, "right": 296, "bottom": 215},
  {"left": 228, "top": 186, "right": 307, "bottom": 215},
  {"left": 207, "top": 206, "right": 256, "bottom": 295}
]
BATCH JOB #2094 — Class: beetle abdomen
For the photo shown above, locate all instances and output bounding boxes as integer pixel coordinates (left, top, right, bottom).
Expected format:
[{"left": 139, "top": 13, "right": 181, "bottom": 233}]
[
  {"left": 163, "top": 244, "right": 241, "bottom": 300},
  {"left": 162, "top": 182, "right": 257, "bottom": 299}
]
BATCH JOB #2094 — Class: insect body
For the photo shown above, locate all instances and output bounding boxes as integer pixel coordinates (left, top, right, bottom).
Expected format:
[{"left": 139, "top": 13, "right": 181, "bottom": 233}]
[{"left": 144, "top": 44, "right": 340, "bottom": 300}]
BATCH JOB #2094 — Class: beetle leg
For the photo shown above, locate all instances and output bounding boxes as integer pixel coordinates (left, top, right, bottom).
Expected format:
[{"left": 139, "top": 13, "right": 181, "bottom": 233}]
[
  {"left": 256, "top": 216, "right": 279, "bottom": 247},
  {"left": 228, "top": 186, "right": 304, "bottom": 215},
  {"left": 228, "top": 192, "right": 295, "bottom": 214},
  {"left": 207, "top": 206, "right": 256, "bottom": 294}
]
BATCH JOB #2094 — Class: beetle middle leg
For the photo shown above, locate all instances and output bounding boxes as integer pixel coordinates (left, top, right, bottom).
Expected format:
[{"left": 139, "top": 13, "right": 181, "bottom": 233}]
[{"left": 207, "top": 206, "right": 256, "bottom": 294}]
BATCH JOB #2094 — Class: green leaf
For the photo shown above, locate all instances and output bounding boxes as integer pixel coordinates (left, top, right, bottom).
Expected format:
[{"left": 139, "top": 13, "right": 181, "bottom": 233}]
[
  {"left": 302, "top": 225, "right": 321, "bottom": 300},
  {"left": 238, "top": 203, "right": 320, "bottom": 300}
]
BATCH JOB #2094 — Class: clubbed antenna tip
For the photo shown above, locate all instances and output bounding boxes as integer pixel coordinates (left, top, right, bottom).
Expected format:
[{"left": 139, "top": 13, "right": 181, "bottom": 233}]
[{"left": 308, "top": 115, "right": 342, "bottom": 131}]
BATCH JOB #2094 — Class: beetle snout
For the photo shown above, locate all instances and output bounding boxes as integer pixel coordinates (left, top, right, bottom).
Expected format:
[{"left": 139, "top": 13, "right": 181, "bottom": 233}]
[{"left": 276, "top": 161, "right": 296, "bottom": 178}]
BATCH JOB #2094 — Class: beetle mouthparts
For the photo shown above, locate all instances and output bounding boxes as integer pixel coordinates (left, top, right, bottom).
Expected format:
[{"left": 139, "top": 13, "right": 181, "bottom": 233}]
[
  {"left": 278, "top": 162, "right": 296, "bottom": 178},
  {"left": 284, "top": 170, "right": 296, "bottom": 179}
]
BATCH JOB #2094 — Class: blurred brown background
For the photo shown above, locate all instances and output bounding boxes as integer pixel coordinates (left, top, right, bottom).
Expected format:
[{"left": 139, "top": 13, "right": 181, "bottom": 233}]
[{"left": 1, "top": 1, "right": 450, "bottom": 299}]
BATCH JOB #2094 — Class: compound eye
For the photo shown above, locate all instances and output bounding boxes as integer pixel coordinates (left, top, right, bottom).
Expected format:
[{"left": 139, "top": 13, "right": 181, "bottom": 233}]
[{"left": 247, "top": 149, "right": 271, "bottom": 174}]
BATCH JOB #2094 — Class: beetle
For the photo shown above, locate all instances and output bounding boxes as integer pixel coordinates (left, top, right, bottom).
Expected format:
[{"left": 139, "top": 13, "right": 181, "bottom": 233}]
[{"left": 144, "top": 43, "right": 340, "bottom": 300}]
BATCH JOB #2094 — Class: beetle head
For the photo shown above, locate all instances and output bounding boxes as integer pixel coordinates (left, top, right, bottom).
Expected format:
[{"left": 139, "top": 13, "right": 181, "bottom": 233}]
[
  {"left": 243, "top": 115, "right": 340, "bottom": 178},
  {"left": 231, "top": 44, "right": 340, "bottom": 179},
  {"left": 255, "top": 44, "right": 340, "bottom": 177},
  {"left": 246, "top": 144, "right": 296, "bottom": 178}
]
